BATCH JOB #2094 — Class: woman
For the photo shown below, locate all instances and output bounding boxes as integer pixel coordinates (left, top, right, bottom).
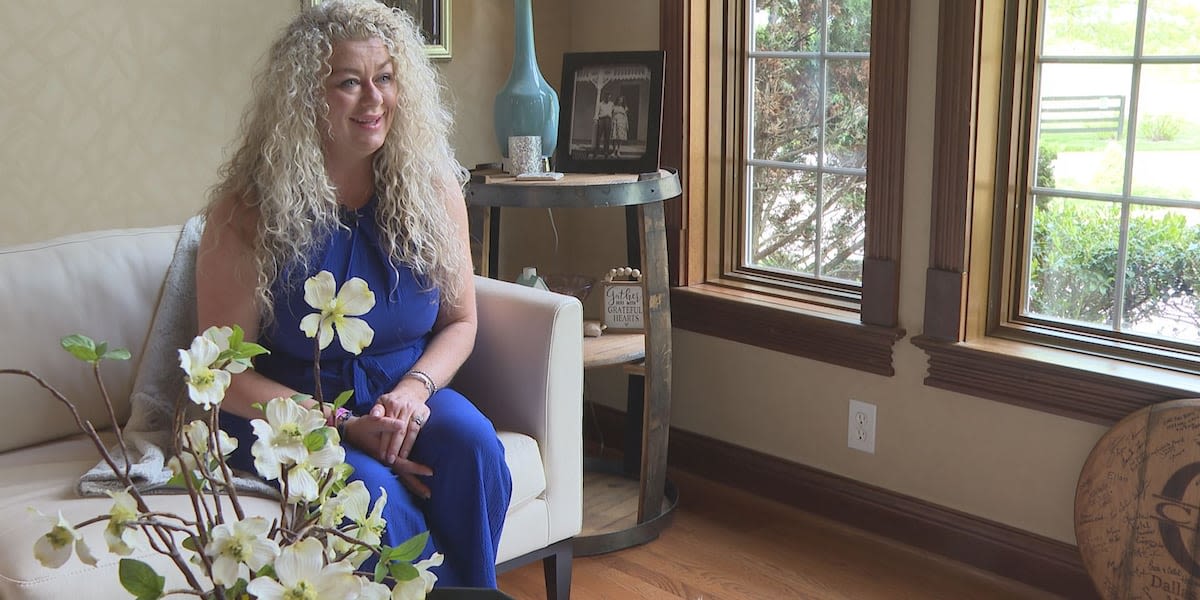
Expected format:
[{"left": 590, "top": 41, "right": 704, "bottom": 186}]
[
  {"left": 611, "top": 96, "right": 629, "bottom": 158},
  {"left": 194, "top": 0, "right": 511, "bottom": 588}
]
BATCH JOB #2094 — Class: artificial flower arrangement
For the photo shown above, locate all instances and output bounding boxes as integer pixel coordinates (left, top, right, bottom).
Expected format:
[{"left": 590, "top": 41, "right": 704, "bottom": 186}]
[{"left": 5, "top": 271, "right": 437, "bottom": 600}]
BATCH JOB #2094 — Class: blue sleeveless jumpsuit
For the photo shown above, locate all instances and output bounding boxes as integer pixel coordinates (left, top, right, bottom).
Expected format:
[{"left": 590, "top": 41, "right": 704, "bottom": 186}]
[{"left": 219, "top": 199, "right": 512, "bottom": 588}]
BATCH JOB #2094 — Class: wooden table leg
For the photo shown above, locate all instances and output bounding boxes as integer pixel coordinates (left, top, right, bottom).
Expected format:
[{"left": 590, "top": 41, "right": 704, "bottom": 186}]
[{"left": 637, "top": 201, "right": 672, "bottom": 522}]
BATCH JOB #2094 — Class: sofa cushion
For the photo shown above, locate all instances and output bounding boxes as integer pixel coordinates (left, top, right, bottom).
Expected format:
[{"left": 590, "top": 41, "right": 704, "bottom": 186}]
[
  {"left": 498, "top": 431, "right": 546, "bottom": 511},
  {"left": 0, "top": 429, "right": 546, "bottom": 599},
  {"left": 0, "top": 433, "right": 273, "bottom": 599},
  {"left": 0, "top": 226, "right": 181, "bottom": 453}
]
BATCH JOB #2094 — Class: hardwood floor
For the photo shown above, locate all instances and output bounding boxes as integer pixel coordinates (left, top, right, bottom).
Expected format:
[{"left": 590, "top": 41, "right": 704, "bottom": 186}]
[{"left": 498, "top": 469, "right": 1066, "bottom": 600}]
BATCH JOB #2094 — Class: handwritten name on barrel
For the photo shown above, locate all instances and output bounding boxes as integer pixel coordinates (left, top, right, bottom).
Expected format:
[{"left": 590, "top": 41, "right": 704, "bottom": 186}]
[{"left": 1075, "top": 399, "right": 1200, "bottom": 599}]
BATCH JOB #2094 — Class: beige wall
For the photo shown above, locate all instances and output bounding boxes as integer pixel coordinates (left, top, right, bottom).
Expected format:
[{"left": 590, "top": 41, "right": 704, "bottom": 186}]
[
  {"left": 0, "top": 0, "right": 299, "bottom": 245},
  {"left": 0, "top": 0, "right": 1105, "bottom": 546}
]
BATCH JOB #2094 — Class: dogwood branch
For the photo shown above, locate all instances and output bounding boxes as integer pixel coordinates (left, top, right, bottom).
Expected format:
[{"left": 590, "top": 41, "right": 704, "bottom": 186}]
[{"left": 0, "top": 369, "right": 208, "bottom": 593}]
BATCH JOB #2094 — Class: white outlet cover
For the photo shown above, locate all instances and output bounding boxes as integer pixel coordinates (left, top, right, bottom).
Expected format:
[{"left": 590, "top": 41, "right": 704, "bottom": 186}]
[{"left": 848, "top": 399, "right": 876, "bottom": 454}]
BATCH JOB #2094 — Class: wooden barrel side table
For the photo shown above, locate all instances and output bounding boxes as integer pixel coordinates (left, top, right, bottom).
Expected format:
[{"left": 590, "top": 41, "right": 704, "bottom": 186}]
[{"left": 467, "top": 169, "right": 681, "bottom": 556}]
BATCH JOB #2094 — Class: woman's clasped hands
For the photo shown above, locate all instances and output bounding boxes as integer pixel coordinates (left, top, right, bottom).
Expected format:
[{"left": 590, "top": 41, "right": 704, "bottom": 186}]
[{"left": 342, "top": 387, "right": 433, "bottom": 499}]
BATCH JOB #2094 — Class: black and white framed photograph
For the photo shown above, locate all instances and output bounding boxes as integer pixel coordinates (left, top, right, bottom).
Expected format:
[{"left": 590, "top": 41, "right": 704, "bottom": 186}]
[
  {"left": 556, "top": 51, "right": 665, "bottom": 174},
  {"left": 310, "top": 0, "right": 451, "bottom": 59}
]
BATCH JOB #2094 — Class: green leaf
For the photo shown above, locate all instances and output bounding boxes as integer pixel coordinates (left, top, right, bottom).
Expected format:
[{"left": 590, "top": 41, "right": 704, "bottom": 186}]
[
  {"left": 373, "top": 554, "right": 390, "bottom": 583},
  {"left": 304, "top": 429, "right": 329, "bottom": 452},
  {"left": 389, "top": 561, "right": 418, "bottom": 582},
  {"left": 332, "top": 389, "right": 354, "bottom": 410},
  {"left": 238, "top": 341, "right": 269, "bottom": 359},
  {"left": 225, "top": 578, "right": 250, "bottom": 597},
  {"left": 102, "top": 348, "right": 132, "bottom": 361},
  {"left": 180, "top": 536, "right": 199, "bottom": 553},
  {"left": 165, "top": 472, "right": 185, "bottom": 488},
  {"left": 118, "top": 558, "right": 164, "bottom": 600},
  {"left": 290, "top": 393, "right": 313, "bottom": 405},
  {"left": 389, "top": 531, "right": 429, "bottom": 563},
  {"left": 253, "top": 562, "right": 276, "bottom": 579},
  {"left": 60, "top": 334, "right": 98, "bottom": 362}
]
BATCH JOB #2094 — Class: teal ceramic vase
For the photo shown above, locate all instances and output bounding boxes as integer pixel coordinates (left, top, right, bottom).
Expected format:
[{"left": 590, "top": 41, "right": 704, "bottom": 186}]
[{"left": 493, "top": 0, "right": 559, "bottom": 159}]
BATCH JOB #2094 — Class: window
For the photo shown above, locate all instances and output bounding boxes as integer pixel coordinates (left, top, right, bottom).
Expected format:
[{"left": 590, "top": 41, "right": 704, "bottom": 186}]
[
  {"left": 666, "top": 0, "right": 909, "bottom": 376},
  {"left": 1021, "top": 0, "right": 1200, "bottom": 359},
  {"left": 917, "top": 0, "right": 1200, "bottom": 422},
  {"left": 743, "top": 1, "right": 870, "bottom": 299}
]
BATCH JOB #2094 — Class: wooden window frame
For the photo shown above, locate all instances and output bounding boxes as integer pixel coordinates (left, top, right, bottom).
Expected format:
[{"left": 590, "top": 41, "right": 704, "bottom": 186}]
[
  {"left": 662, "top": 0, "right": 909, "bottom": 376},
  {"left": 913, "top": 0, "right": 1200, "bottom": 424}
]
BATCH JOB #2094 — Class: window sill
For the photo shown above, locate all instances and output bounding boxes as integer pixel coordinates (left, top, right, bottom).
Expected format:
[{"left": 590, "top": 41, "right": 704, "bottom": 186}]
[
  {"left": 911, "top": 335, "right": 1200, "bottom": 425},
  {"left": 671, "top": 284, "right": 906, "bottom": 376}
]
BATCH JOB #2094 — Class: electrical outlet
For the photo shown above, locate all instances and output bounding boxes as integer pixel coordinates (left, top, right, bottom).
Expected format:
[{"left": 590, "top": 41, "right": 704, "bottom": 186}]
[{"left": 848, "top": 399, "right": 876, "bottom": 454}]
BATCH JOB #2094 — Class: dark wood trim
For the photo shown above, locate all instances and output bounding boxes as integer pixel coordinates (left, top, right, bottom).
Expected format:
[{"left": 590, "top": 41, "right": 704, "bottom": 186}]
[
  {"left": 923, "top": 267, "right": 968, "bottom": 342},
  {"left": 861, "top": 0, "right": 910, "bottom": 329},
  {"left": 860, "top": 257, "right": 898, "bottom": 331},
  {"left": 585, "top": 403, "right": 1100, "bottom": 600},
  {"left": 911, "top": 336, "right": 1200, "bottom": 425},
  {"left": 672, "top": 285, "right": 905, "bottom": 376},
  {"left": 660, "top": 0, "right": 688, "bottom": 287},
  {"left": 923, "top": 0, "right": 983, "bottom": 342}
]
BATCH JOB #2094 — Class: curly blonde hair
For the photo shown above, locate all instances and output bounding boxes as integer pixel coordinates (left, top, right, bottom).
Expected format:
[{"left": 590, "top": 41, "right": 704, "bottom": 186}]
[{"left": 206, "top": 0, "right": 467, "bottom": 320}]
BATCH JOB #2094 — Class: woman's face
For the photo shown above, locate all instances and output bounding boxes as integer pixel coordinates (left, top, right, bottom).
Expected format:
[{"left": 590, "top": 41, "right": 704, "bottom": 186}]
[{"left": 321, "top": 38, "right": 397, "bottom": 163}]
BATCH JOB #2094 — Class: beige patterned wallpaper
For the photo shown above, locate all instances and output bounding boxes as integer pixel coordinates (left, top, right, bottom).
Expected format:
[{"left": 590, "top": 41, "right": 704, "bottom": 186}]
[
  {"left": 0, "top": 1, "right": 302, "bottom": 245},
  {"left": 0, "top": 1, "right": 549, "bottom": 246}
]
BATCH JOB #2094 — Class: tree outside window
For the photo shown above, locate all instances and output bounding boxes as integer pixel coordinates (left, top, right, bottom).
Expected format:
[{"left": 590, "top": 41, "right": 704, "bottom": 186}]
[{"left": 743, "top": 0, "right": 871, "bottom": 289}]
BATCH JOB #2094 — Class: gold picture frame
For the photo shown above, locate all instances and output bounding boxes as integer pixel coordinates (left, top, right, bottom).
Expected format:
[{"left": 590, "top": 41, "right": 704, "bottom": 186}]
[{"left": 306, "top": 0, "right": 451, "bottom": 60}]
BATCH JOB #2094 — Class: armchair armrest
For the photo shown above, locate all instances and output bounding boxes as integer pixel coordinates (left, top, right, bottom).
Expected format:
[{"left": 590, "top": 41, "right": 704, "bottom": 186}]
[{"left": 453, "top": 276, "right": 583, "bottom": 543}]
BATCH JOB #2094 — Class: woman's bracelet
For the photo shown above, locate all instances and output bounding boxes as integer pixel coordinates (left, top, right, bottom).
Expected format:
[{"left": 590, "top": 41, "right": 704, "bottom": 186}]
[
  {"left": 327, "top": 406, "right": 351, "bottom": 431},
  {"left": 404, "top": 369, "right": 438, "bottom": 398}
]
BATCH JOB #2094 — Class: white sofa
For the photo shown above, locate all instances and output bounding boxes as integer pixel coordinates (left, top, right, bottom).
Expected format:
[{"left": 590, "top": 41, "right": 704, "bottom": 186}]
[{"left": 0, "top": 225, "right": 583, "bottom": 599}]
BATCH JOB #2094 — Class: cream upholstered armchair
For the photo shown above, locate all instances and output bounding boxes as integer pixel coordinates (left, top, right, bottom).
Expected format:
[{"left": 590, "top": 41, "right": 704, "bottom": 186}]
[
  {"left": 456, "top": 276, "right": 584, "bottom": 600},
  {"left": 0, "top": 225, "right": 583, "bottom": 599}
]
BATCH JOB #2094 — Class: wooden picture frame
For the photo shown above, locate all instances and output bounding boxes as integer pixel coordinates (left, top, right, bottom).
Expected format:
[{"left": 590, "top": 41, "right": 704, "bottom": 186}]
[
  {"left": 556, "top": 51, "right": 665, "bottom": 174},
  {"left": 308, "top": 0, "right": 451, "bottom": 59}
]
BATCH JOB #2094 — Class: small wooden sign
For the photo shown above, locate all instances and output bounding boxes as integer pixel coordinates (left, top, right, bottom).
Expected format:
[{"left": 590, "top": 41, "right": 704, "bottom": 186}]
[{"left": 602, "top": 267, "right": 645, "bottom": 332}]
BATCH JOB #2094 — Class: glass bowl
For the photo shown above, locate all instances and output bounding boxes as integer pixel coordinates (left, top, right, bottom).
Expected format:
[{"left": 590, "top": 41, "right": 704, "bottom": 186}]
[{"left": 542, "top": 273, "right": 596, "bottom": 302}]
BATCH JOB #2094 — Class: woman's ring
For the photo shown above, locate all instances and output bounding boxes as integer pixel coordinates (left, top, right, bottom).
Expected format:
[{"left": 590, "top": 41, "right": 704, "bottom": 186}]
[{"left": 412, "top": 416, "right": 425, "bottom": 427}]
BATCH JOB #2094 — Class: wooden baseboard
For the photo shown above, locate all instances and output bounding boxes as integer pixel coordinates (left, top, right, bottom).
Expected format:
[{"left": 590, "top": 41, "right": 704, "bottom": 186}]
[{"left": 585, "top": 403, "right": 1098, "bottom": 600}]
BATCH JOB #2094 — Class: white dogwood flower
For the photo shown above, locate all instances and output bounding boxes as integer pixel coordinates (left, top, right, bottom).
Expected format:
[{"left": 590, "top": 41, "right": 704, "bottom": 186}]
[
  {"left": 359, "top": 581, "right": 392, "bottom": 600},
  {"left": 299, "top": 271, "right": 375, "bottom": 354},
  {"left": 286, "top": 463, "right": 321, "bottom": 504},
  {"left": 103, "top": 490, "right": 141, "bottom": 555},
  {"left": 201, "top": 325, "right": 248, "bottom": 373},
  {"left": 391, "top": 553, "right": 443, "bottom": 600},
  {"left": 178, "top": 335, "right": 231, "bottom": 409},
  {"left": 356, "top": 487, "right": 388, "bottom": 548},
  {"left": 183, "top": 419, "right": 238, "bottom": 457},
  {"left": 205, "top": 517, "right": 279, "bottom": 587},
  {"left": 171, "top": 420, "right": 238, "bottom": 485},
  {"left": 250, "top": 397, "right": 327, "bottom": 481},
  {"left": 319, "top": 480, "right": 368, "bottom": 529},
  {"left": 30, "top": 508, "right": 96, "bottom": 568},
  {"left": 319, "top": 481, "right": 386, "bottom": 565},
  {"left": 245, "top": 537, "right": 360, "bottom": 600}
]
